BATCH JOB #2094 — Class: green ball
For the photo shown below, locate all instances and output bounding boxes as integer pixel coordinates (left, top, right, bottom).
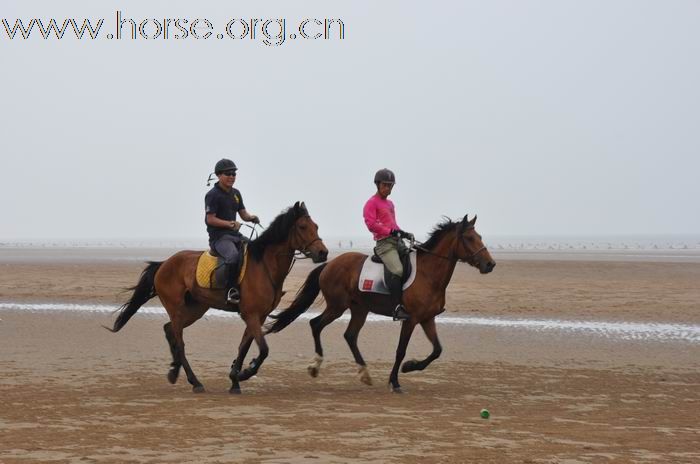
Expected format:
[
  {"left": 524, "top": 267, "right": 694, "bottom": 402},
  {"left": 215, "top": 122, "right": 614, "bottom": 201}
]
[{"left": 480, "top": 408, "right": 490, "bottom": 419}]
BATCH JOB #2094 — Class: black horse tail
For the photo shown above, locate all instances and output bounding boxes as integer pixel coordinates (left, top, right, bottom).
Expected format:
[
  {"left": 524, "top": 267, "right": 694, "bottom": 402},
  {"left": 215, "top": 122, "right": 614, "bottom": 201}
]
[
  {"left": 105, "top": 261, "right": 162, "bottom": 333},
  {"left": 266, "top": 263, "right": 327, "bottom": 334}
]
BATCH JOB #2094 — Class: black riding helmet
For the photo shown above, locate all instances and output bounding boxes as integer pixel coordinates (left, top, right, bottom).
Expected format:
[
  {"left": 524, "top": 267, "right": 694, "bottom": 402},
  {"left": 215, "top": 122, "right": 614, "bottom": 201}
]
[
  {"left": 206, "top": 159, "right": 238, "bottom": 186},
  {"left": 215, "top": 158, "right": 237, "bottom": 174},
  {"left": 374, "top": 168, "right": 396, "bottom": 185}
]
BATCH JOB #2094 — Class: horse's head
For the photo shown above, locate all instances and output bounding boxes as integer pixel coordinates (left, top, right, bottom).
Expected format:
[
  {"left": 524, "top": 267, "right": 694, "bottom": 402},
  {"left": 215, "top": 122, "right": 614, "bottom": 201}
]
[
  {"left": 289, "top": 201, "right": 328, "bottom": 263},
  {"left": 455, "top": 214, "right": 496, "bottom": 274}
]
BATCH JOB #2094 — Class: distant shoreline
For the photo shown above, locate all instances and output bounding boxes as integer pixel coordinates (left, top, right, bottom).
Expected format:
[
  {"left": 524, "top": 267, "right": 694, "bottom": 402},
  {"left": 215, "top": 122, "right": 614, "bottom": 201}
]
[
  {"left": 2, "top": 245, "right": 700, "bottom": 264},
  {"left": 2, "top": 234, "right": 700, "bottom": 265},
  {"left": 1, "top": 233, "right": 699, "bottom": 251}
]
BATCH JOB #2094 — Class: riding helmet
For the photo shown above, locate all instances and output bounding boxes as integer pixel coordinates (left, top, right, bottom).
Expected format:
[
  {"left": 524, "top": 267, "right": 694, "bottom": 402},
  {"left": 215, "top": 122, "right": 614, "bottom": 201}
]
[
  {"left": 374, "top": 168, "right": 396, "bottom": 185},
  {"left": 215, "top": 159, "right": 237, "bottom": 174}
]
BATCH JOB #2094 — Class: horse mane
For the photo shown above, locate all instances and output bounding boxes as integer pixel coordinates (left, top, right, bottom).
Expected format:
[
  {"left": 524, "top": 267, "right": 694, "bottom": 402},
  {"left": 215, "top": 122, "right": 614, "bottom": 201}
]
[
  {"left": 248, "top": 205, "right": 304, "bottom": 261},
  {"left": 419, "top": 217, "right": 459, "bottom": 253}
]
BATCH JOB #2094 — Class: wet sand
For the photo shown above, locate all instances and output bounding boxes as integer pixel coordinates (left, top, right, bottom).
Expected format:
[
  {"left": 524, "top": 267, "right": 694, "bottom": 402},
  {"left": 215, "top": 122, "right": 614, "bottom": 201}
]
[{"left": 1, "top": 249, "right": 699, "bottom": 463}]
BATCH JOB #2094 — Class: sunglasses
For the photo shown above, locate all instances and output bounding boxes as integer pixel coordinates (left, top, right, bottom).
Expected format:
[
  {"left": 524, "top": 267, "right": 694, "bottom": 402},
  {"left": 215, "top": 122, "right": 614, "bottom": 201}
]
[{"left": 220, "top": 171, "right": 237, "bottom": 177}]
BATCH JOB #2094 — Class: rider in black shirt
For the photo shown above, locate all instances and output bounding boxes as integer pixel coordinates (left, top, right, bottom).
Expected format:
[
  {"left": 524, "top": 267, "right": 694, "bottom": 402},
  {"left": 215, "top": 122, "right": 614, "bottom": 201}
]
[{"left": 204, "top": 159, "right": 260, "bottom": 304}]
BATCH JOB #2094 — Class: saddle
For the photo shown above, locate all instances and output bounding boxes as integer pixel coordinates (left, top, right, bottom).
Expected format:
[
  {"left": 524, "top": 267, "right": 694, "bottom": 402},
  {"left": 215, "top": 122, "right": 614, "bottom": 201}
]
[
  {"left": 358, "top": 250, "right": 417, "bottom": 295},
  {"left": 196, "top": 242, "right": 249, "bottom": 289}
]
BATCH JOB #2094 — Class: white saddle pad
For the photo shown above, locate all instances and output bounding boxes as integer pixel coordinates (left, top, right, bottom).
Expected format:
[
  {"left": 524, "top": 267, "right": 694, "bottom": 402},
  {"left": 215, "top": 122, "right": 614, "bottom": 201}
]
[{"left": 358, "top": 252, "right": 417, "bottom": 294}]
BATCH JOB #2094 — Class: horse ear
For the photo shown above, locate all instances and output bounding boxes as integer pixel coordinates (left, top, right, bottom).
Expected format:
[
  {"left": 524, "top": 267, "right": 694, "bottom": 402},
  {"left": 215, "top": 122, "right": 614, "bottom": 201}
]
[
  {"left": 294, "top": 201, "right": 300, "bottom": 210},
  {"left": 300, "top": 201, "right": 306, "bottom": 212},
  {"left": 458, "top": 214, "right": 468, "bottom": 232},
  {"left": 469, "top": 214, "right": 477, "bottom": 226}
]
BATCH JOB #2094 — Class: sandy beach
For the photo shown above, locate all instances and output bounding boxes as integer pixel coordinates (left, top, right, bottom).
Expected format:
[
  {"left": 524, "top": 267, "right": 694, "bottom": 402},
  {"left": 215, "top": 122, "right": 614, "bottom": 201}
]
[{"left": 1, "top": 248, "right": 699, "bottom": 463}]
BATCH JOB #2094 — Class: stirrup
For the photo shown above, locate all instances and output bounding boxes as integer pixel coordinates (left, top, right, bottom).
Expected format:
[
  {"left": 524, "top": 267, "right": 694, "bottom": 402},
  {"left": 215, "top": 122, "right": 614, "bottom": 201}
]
[
  {"left": 392, "top": 304, "right": 410, "bottom": 321},
  {"left": 226, "top": 288, "right": 240, "bottom": 305}
]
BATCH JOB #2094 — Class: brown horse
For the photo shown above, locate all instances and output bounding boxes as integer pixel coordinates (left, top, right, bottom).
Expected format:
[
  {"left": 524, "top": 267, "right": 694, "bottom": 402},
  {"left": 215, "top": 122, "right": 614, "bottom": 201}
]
[
  {"left": 107, "top": 201, "right": 328, "bottom": 394},
  {"left": 267, "top": 214, "right": 495, "bottom": 393}
]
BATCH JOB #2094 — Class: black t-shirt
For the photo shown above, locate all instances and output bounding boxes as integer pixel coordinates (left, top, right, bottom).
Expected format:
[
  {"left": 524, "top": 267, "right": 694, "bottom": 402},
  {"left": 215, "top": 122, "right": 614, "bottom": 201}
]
[{"left": 205, "top": 183, "right": 246, "bottom": 242}]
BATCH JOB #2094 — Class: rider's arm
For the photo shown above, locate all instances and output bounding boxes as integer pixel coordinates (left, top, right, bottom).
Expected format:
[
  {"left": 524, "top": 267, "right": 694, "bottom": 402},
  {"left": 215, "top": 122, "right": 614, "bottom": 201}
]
[
  {"left": 206, "top": 213, "right": 239, "bottom": 230},
  {"left": 238, "top": 209, "right": 258, "bottom": 223},
  {"left": 235, "top": 191, "right": 259, "bottom": 223}
]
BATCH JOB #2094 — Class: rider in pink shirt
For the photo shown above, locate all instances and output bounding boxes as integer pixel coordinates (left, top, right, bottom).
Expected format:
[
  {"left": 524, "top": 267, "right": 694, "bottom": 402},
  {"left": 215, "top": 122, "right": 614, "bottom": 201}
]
[
  {"left": 363, "top": 169, "right": 414, "bottom": 321},
  {"left": 363, "top": 194, "right": 400, "bottom": 241}
]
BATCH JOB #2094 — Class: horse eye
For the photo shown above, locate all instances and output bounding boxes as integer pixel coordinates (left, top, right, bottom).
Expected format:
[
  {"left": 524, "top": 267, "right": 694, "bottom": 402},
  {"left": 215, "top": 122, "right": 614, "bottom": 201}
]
[{"left": 299, "top": 224, "right": 308, "bottom": 230}]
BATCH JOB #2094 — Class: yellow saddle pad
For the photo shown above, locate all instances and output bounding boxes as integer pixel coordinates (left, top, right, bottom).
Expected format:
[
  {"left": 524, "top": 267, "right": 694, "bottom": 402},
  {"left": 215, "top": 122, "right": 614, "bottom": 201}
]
[{"left": 195, "top": 245, "right": 248, "bottom": 289}]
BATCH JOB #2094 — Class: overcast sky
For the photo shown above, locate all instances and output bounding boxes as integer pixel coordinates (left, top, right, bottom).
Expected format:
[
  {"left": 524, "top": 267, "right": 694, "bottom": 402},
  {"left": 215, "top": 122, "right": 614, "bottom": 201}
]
[{"left": 2, "top": 0, "right": 699, "bottom": 242}]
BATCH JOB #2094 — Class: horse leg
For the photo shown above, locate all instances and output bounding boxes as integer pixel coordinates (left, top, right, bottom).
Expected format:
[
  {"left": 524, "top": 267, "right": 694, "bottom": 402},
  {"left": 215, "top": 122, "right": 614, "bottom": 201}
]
[
  {"left": 163, "top": 322, "right": 181, "bottom": 384},
  {"left": 401, "top": 317, "right": 442, "bottom": 373},
  {"left": 229, "top": 327, "right": 254, "bottom": 387},
  {"left": 388, "top": 319, "right": 417, "bottom": 393},
  {"left": 230, "top": 317, "right": 268, "bottom": 394},
  {"left": 344, "top": 308, "right": 372, "bottom": 385},
  {"left": 308, "top": 306, "right": 344, "bottom": 378},
  {"left": 308, "top": 314, "right": 325, "bottom": 377},
  {"left": 163, "top": 296, "right": 208, "bottom": 393},
  {"left": 171, "top": 317, "right": 205, "bottom": 393},
  {"left": 237, "top": 314, "right": 268, "bottom": 381}
]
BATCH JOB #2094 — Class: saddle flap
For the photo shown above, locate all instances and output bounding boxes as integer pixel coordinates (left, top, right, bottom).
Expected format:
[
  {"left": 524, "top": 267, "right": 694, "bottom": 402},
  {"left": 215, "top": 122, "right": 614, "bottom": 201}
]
[
  {"left": 196, "top": 251, "right": 224, "bottom": 288},
  {"left": 196, "top": 244, "right": 248, "bottom": 289},
  {"left": 358, "top": 252, "right": 417, "bottom": 294}
]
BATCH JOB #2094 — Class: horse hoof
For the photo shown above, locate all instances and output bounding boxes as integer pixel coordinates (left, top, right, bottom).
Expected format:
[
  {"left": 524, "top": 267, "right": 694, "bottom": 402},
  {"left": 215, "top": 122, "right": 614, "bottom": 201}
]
[
  {"left": 192, "top": 385, "right": 206, "bottom": 394},
  {"left": 308, "top": 366, "right": 319, "bottom": 378},
  {"left": 167, "top": 370, "right": 178, "bottom": 384},
  {"left": 388, "top": 382, "right": 403, "bottom": 394},
  {"left": 401, "top": 360, "right": 419, "bottom": 373},
  {"left": 238, "top": 370, "right": 252, "bottom": 382},
  {"left": 358, "top": 366, "right": 373, "bottom": 385},
  {"left": 229, "top": 387, "right": 241, "bottom": 395}
]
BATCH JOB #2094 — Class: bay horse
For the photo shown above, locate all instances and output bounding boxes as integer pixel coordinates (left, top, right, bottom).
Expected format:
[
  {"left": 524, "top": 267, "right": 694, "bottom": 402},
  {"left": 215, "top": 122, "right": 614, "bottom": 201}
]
[
  {"left": 107, "top": 201, "right": 328, "bottom": 394},
  {"left": 266, "top": 214, "right": 495, "bottom": 393}
]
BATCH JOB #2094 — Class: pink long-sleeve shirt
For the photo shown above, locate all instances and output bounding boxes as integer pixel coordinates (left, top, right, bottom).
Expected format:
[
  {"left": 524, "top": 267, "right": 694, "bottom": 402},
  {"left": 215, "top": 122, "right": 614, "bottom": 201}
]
[{"left": 363, "top": 194, "right": 400, "bottom": 241}]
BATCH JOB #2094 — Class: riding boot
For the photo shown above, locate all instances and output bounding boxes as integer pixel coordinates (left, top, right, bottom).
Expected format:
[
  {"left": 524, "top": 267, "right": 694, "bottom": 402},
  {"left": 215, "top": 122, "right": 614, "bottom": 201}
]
[
  {"left": 225, "top": 264, "right": 240, "bottom": 305},
  {"left": 388, "top": 274, "right": 410, "bottom": 321}
]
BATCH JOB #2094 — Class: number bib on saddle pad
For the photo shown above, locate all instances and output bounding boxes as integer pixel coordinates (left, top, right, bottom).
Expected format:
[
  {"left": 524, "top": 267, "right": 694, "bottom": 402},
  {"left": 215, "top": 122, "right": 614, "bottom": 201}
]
[
  {"left": 195, "top": 246, "right": 249, "bottom": 289},
  {"left": 357, "top": 252, "right": 417, "bottom": 295}
]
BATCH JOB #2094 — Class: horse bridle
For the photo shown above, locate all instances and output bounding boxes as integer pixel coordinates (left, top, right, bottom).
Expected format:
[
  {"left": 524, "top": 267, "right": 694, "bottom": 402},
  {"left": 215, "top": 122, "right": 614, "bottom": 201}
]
[
  {"left": 414, "top": 225, "right": 487, "bottom": 264},
  {"left": 291, "top": 215, "right": 323, "bottom": 259},
  {"left": 260, "top": 215, "right": 323, "bottom": 293},
  {"left": 456, "top": 226, "right": 487, "bottom": 263}
]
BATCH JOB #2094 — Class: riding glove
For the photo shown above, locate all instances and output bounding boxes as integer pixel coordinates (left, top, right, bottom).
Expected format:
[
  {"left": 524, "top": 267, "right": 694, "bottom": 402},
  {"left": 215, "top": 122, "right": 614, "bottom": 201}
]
[{"left": 391, "top": 229, "right": 414, "bottom": 241}]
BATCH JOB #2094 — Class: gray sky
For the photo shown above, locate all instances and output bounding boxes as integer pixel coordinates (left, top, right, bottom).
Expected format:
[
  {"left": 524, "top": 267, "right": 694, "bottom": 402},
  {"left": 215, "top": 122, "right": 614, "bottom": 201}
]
[{"left": 2, "top": 0, "right": 699, "bottom": 242}]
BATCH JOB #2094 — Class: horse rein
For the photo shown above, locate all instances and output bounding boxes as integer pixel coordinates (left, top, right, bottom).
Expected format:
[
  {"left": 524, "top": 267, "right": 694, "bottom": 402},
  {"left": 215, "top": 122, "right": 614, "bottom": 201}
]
[{"left": 241, "top": 223, "right": 262, "bottom": 241}]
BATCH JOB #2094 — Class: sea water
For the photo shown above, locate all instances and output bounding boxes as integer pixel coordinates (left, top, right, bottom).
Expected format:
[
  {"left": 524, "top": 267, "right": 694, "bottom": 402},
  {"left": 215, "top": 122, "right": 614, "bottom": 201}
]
[{"left": 1, "top": 302, "right": 698, "bottom": 344}]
